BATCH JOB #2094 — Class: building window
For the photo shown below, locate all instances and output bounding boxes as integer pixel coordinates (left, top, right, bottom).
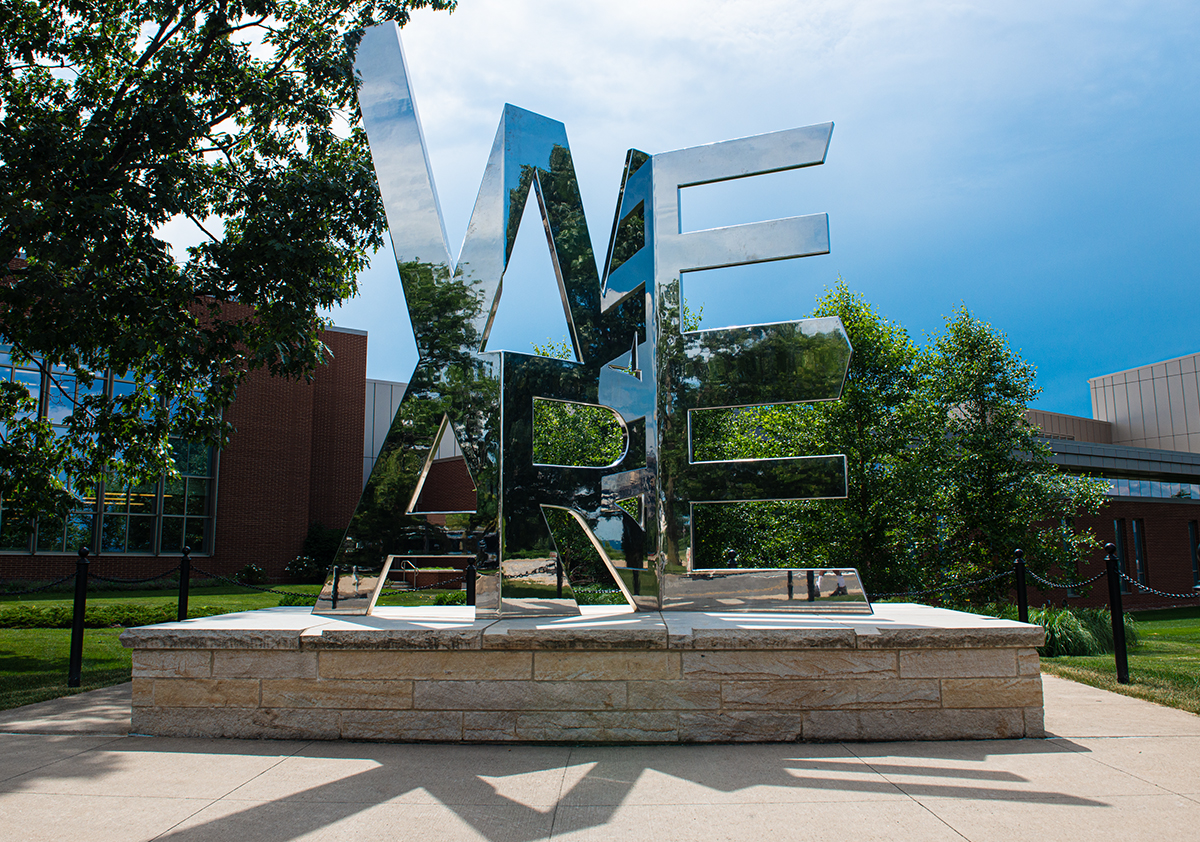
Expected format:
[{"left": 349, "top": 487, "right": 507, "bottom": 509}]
[
  {"left": 1060, "top": 518, "right": 1082, "bottom": 597},
  {"left": 1190, "top": 521, "right": 1200, "bottom": 589},
  {"left": 1114, "top": 518, "right": 1130, "bottom": 594},
  {"left": 1105, "top": 477, "right": 1200, "bottom": 502},
  {"left": 0, "top": 348, "right": 217, "bottom": 556},
  {"left": 1131, "top": 518, "right": 1148, "bottom": 586}
]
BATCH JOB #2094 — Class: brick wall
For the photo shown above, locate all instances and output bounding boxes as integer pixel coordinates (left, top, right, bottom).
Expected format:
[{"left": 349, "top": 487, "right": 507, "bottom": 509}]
[{"left": 1028, "top": 498, "right": 1200, "bottom": 610}]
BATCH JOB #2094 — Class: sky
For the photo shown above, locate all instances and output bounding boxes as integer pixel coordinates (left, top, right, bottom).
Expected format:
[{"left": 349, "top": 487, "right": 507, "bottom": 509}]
[{"left": 324, "top": 0, "right": 1200, "bottom": 418}]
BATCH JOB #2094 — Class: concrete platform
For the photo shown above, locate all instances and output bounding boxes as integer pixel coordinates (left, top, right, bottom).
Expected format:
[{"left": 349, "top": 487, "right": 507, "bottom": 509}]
[
  {"left": 119, "top": 604, "right": 1045, "bottom": 742},
  {"left": 1, "top": 675, "right": 1198, "bottom": 842}
]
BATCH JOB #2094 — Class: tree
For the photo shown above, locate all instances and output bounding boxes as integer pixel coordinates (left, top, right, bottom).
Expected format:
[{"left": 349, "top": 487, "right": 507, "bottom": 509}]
[
  {"left": 918, "top": 307, "right": 1108, "bottom": 599},
  {"left": 692, "top": 287, "right": 1108, "bottom": 600},
  {"left": 0, "top": 0, "right": 454, "bottom": 520},
  {"left": 690, "top": 282, "right": 931, "bottom": 591}
]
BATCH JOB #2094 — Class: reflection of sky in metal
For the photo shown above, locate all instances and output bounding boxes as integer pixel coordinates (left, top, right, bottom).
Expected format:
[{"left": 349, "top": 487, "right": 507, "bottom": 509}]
[
  {"left": 327, "top": 0, "right": 1200, "bottom": 420},
  {"left": 347, "top": 22, "right": 866, "bottom": 615}
]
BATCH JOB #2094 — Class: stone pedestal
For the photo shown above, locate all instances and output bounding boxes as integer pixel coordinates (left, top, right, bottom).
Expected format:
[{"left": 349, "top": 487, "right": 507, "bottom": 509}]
[{"left": 120, "top": 604, "right": 1044, "bottom": 742}]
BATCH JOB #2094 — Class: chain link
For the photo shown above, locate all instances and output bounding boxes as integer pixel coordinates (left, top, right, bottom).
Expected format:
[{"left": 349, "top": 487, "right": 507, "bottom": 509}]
[
  {"left": 1117, "top": 571, "right": 1200, "bottom": 601},
  {"left": 1025, "top": 568, "right": 1109, "bottom": 591},
  {"left": 401, "top": 575, "right": 465, "bottom": 592},
  {"left": 189, "top": 565, "right": 321, "bottom": 599},
  {"left": 90, "top": 564, "right": 182, "bottom": 585},
  {"left": 868, "top": 568, "right": 1012, "bottom": 600},
  {"left": 0, "top": 572, "right": 77, "bottom": 596}
]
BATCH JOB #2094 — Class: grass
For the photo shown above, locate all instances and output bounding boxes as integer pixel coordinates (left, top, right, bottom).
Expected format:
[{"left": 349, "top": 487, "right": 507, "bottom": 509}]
[
  {"left": 1, "top": 582, "right": 465, "bottom": 610},
  {"left": 0, "top": 582, "right": 468, "bottom": 711},
  {"left": 1041, "top": 606, "right": 1200, "bottom": 716},
  {"left": 0, "top": 628, "right": 131, "bottom": 711}
]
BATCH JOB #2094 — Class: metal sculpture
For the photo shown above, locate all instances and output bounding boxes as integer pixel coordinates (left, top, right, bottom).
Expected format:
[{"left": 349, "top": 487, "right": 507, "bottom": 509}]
[{"left": 324, "top": 22, "right": 867, "bottom": 617}]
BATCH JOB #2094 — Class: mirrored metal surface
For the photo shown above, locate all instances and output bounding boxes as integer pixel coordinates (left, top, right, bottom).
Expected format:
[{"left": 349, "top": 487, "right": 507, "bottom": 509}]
[
  {"left": 312, "top": 558, "right": 394, "bottom": 615},
  {"left": 341, "top": 22, "right": 862, "bottom": 616},
  {"left": 659, "top": 567, "right": 871, "bottom": 613}
]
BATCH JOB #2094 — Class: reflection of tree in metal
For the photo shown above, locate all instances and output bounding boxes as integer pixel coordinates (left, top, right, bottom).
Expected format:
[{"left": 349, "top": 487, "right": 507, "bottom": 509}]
[{"left": 337, "top": 22, "right": 865, "bottom": 617}]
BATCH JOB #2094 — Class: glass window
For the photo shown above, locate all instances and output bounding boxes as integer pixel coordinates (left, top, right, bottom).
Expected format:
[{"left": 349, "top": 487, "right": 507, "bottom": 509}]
[
  {"left": 1114, "top": 519, "right": 1130, "bottom": 594},
  {"left": 1189, "top": 521, "right": 1199, "bottom": 589},
  {"left": 1131, "top": 518, "right": 1149, "bottom": 586}
]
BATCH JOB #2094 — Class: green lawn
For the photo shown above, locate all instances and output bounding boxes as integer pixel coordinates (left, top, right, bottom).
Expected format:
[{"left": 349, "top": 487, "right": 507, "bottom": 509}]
[
  {"left": 1041, "top": 606, "right": 1200, "bottom": 715},
  {"left": 0, "top": 628, "right": 131, "bottom": 710},
  {"left": 0, "top": 583, "right": 465, "bottom": 711}
]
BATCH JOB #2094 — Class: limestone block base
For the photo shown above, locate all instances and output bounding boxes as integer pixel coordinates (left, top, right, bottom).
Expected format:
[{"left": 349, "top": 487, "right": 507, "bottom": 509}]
[{"left": 121, "top": 604, "right": 1044, "bottom": 743}]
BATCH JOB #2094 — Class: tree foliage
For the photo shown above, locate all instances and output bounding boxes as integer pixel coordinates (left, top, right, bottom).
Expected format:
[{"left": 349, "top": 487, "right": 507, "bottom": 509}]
[
  {"left": 0, "top": 0, "right": 454, "bottom": 517},
  {"left": 693, "top": 282, "right": 1108, "bottom": 599}
]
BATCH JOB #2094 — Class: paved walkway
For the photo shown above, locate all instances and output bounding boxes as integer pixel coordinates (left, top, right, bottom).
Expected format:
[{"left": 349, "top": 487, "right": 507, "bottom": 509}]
[{"left": 1, "top": 675, "right": 1198, "bottom": 841}]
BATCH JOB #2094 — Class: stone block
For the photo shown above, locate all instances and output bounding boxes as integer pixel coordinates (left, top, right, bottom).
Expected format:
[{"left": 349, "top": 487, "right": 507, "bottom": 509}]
[
  {"left": 803, "top": 707, "right": 1027, "bottom": 741},
  {"left": 679, "top": 711, "right": 805, "bottom": 742},
  {"left": 260, "top": 679, "right": 413, "bottom": 710},
  {"left": 484, "top": 627, "right": 668, "bottom": 651},
  {"left": 721, "top": 679, "right": 940, "bottom": 711},
  {"left": 856, "top": 626, "right": 1043, "bottom": 649},
  {"left": 534, "top": 651, "right": 680, "bottom": 681},
  {"left": 669, "top": 626, "right": 857, "bottom": 651},
  {"left": 319, "top": 650, "right": 531, "bottom": 680},
  {"left": 131, "top": 650, "right": 211, "bottom": 679},
  {"left": 464, "top": 711, "right": 519, "bottom": 740},
  {"left": 132, "top": 706, "right": 339, "bottom": 739},
  {"left": 122, "top": 629, "right": 305, "bottom": 650},
  {"left": 941, "top": 676, "right": 1043, "bottom": 709},
  {"left": 415, "top": 680, "right": 626, "bottom": 711},
  {"left": 151, "top": 678, "right": 259, "bottom": 708},
  {"left": 131, "top": 678, "right": 153, "bottom": 707},
  {"left": 1024, "top": 705, "right": 1045, "bottom": 738},
  {"left": 1018, "top": 648, "right": 1041, "bottom": 676},
  {"left": 626, "top": 680, "right": 721, "bottom": 710},
  {"left": 514, "top": 711, "right": 678, "bottom": 742},
  {"left": 340, "top": 710, "right": 463, "bottom": 741},
  {"left": 311, "top": 628, "right": 487, "bottom": 650},
  {"left": 898, "top": 648, "right": 1017, "bottom": 679},
  {"left": 213, "top": 650, "right": 318, "bottom": 679},
  {"left": 681, "top": 650, "right": 897, "bottom": 681}
]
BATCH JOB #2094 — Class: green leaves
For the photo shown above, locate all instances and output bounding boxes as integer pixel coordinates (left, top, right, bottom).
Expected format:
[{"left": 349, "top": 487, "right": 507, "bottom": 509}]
[
  {"left": 0, "top": 0, "right": 454, "bottom": 517},
  {"left": 693, "top": 282, "right": 1109, "bottom": 599}
]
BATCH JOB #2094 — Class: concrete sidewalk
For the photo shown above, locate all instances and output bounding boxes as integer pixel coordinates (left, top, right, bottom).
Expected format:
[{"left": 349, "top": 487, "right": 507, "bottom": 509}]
[{"left": 0, "top": 675, "right": 1197, "bottom": 842}]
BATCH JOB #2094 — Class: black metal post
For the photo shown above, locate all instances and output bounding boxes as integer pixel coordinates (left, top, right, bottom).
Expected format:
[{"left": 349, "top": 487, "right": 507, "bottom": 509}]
[
  {"left": 1104, "top": 542, "right": 1130, "bottom": 684},
  {"left": 787, "top": 570, "right": 794, "bottom": 600},
  {"left": 806, "top": 569, "right": 817, "bottom": 602},
  {"left": 331, "top": 565, "right": 339, "bottom": 610},
  {"left": 67, "top": 546, "right": 90, "bottom": 688},
  {"left": 1014, "top": 548, "right": 1029, "bottom": 624},
  {"left": 465, "top": 559, "right": 476, "bottom": 606},
  {"left": 556, "top": 557, "right": 563, "bottom": 598},
  {"left": 177, "top": 545, "right": 191, "bottom": 623}
]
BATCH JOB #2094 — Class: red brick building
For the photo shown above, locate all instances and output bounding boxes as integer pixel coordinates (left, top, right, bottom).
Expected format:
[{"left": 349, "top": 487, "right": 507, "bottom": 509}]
[
  {"left": 1025, "top": 352, "right": 1200, "bottom": 610},
  {"left": 0, "top": 326, "right": 367, "bottom": 583}
]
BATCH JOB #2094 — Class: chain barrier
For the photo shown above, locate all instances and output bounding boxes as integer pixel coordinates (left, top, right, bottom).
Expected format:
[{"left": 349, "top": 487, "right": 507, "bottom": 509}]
[
  {"left": 189, "top": 565, "right": 322, "bottom": 599},
  {"left": 90, "top": 564, "right": 182, "bottom": 585},
  {"left": 868, "top": 568, "right": 1012, "bottom": 600},
  {"left": 1025, "top": 568, "right": 1109, "bottom": 591},
  {"left": 0, "top": 572, "right": 77, "bottom": 596},
  {"left": 393, "top": 574, "right": 467, "bottom": 592},
  {"left": 1118, "top": 571, "right": 1200, "bottom": 601}
]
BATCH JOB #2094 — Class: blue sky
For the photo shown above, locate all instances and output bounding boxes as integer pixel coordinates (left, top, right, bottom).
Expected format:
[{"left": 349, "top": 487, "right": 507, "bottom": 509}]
[{"left": 325, "top": 0, "right": 1200, "bottom": 418}]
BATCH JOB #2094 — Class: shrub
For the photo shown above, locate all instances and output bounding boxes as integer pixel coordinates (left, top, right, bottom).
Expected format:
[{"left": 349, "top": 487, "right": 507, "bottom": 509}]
[
  {"left": 0, "top": 603, "right": 226, "bottom": 628},
  {"left": 951, "top": 602, "right": 1138, "bottom": 657},
  {"left": 284, "top": 555, "right": 326, "bottom": 584},
  {"left": 236, "top": 563, "right": 267, "bottom": 585},
  {"left": 573, "top": 584, "right": 628, "bottom": 606},
  {"left": 303, "top": 522, "right": 345, "bottom": 567},
  {"left": 277, "top": 592, "right": 313, "bottom": 607},
  {"left": 434, "top": 590, "right": 467, "bottom": 605}
]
